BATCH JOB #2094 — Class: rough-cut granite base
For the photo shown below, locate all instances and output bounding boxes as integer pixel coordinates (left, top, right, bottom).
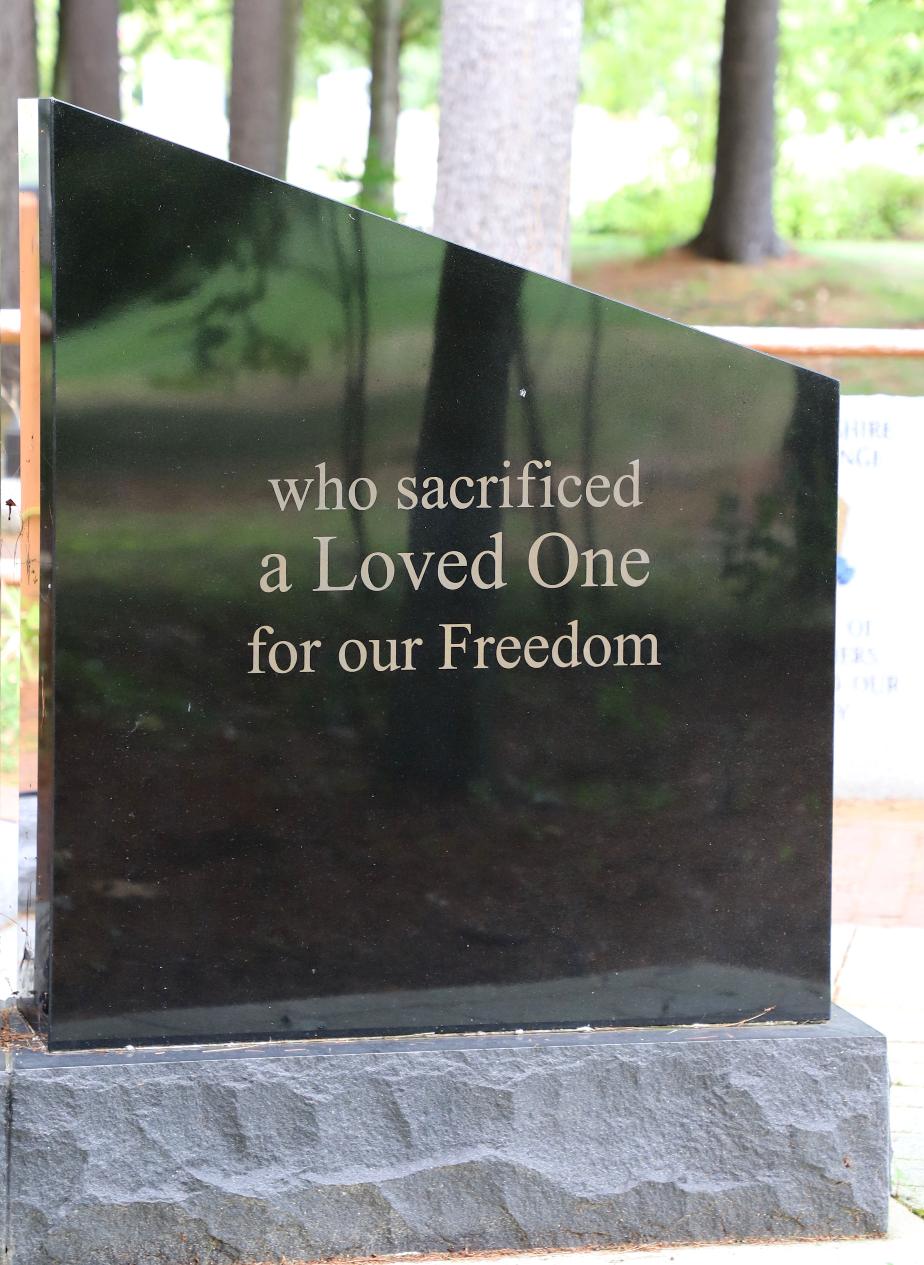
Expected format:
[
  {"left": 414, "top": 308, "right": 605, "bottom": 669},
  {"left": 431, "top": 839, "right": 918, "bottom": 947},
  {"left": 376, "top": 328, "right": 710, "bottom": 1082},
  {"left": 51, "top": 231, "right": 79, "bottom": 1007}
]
[{"left": 4, "top": 1007, "right": 889, "bottom": 1265}]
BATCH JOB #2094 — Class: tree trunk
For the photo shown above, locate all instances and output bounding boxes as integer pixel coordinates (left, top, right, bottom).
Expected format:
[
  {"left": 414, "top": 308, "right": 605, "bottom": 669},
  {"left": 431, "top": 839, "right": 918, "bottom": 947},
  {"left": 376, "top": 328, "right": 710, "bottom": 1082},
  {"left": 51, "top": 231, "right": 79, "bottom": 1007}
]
[
  {"left": 1, "top": 0, "right": 37, "bottom": 312},
  {"left": 56, "top": 0, "right": 121, "bottom": 120},
  {"left": 433, "top": 0, "right": 584, "bottom": 281},
  {"left": 691, "top": 0, "right": 784, "bottom": 263},
  {"left": 229, "top": 0, "right": 302, "bottom": 179},
  {"left": 361, "top": 0, "right": 403, "bottom": 213}
]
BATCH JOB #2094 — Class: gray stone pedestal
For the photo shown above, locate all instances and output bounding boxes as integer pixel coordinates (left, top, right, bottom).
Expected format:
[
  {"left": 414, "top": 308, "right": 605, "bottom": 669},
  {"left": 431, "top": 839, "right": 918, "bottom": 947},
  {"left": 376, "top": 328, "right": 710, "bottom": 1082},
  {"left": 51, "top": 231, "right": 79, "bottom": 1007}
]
[{"left": 4, "top": 1007, "right": 889, "bottom": 1264}]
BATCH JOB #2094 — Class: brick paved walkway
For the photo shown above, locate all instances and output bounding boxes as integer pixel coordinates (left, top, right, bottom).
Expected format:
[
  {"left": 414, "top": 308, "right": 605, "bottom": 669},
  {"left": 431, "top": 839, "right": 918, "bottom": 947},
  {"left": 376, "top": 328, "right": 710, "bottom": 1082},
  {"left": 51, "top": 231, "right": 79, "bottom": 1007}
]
[
  {"left": 832, "top": 801, "right": 924, "bottom": 1215},
  {"left": 833, "top": 801, "right": 924, "bottom": 927}
]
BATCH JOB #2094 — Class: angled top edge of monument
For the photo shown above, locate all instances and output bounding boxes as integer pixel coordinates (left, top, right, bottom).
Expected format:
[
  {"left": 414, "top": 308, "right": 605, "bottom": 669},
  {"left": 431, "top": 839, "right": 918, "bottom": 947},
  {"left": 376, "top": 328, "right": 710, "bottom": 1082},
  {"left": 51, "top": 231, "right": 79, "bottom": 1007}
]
[{"left": 26, "top": 97, "right": 838, "bottom": 388}]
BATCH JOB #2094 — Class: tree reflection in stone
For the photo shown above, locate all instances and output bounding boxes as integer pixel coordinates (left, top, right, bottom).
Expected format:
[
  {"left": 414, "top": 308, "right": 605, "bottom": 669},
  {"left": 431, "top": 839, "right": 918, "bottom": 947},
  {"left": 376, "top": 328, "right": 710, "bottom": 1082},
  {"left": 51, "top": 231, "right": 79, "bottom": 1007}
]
[
  {"left": 383, "top": 245, "right": 523, "bottom": 793},
  {"left": 329, "top": 214, "right": 372, "bottom": 565}
]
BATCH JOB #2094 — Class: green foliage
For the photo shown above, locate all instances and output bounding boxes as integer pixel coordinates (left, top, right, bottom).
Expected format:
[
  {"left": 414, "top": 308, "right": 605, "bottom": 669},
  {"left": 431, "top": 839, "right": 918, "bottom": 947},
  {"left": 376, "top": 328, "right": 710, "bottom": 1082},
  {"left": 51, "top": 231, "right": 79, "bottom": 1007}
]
[
  {"left": 582, "top": 0, "right": 721, "bottom": 164},
  {"left": 357, "top": 149, "right": 399, "bottom": 217},
  {"left": 299, "top": 0, "right": 440, "bottom": 89},
  {"left": 34, "top": 0, "right": 56, "bottom": 94},
  {"left": 399, "top": 42, "right": 440, "bottom": 111},
  {"left": 400, "top": 0, "right": 440, "bottom": 48},
  {"left": 0, "top": 586, "right": 39, "bottom": 776},
  {"left": 713, "top": 490, "right": 793, "bottom": 605},
  {"left": 581, "top": 0, "right": 924, "bottom": 251},
  {"left": 779, "top": 0, "right": 924, "bottom": 137},
  {"left": 0, "top": 589, "right": 18, "bottom": 775},
  {"left": 583, "top": 0, "right": 924, "bottom": 144},
  {"left": 35, "top": 0, "right": 234, "bottom": 101},
  {"left": 40, "top": 0, "right": 440, "bottom": 108},
  {"left": 580, "top": 163, "right": 924, "bottom": 251},
  {"left": 304, "top": 0, "right": 370, "bottom": 53},
  {"left": 303, "top": 0, "right": 439, "bottom": 51},
  {"left": 580, "top": 176, "right": 710, "bottom": 253},
  {"left": 34, "top": 0, "right": 923, "bottom": 250},
  {"left": 120, "top": 0, "right": 231, "bottom": 64},
  {"left": 776, "top": 164, "right": 924, "bottom": 241}
]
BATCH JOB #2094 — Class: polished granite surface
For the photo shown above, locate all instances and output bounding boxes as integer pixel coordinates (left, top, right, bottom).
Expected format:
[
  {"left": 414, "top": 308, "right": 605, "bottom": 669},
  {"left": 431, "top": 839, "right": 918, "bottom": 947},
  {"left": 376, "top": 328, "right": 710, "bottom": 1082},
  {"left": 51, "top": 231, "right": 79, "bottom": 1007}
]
[{"left": 23, "top": 101, "right": 838, "bottom": 1049}]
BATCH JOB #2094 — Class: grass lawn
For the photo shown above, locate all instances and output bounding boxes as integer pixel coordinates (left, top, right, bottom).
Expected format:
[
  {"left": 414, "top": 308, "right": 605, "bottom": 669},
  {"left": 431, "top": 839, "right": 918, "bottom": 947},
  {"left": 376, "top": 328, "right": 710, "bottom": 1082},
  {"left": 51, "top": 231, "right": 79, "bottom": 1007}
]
[{"left": 571, "top": 236, "right": 924, "bottom": 396}]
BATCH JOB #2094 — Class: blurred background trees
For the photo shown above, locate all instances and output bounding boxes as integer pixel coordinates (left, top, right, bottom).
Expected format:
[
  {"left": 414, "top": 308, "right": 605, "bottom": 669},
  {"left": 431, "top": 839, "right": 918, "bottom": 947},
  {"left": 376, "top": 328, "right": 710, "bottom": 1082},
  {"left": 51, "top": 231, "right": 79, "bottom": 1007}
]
[
  {"left": 6, "top": 0, "right": 922, "bottom": 262},
  {"left": 2, "top": 0, "right": 923, "bottom": 389}
]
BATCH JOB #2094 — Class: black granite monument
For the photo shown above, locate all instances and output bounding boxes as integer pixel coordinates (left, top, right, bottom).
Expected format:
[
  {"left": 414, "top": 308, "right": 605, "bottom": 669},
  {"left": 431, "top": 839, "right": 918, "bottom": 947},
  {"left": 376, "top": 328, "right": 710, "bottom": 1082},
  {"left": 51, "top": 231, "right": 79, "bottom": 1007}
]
[
  {"left": 19, "top": 100, "right": 839, "bottom": 1050},
  {"left": 8, "top": 100, "right": 892, "bottom": 1265}
]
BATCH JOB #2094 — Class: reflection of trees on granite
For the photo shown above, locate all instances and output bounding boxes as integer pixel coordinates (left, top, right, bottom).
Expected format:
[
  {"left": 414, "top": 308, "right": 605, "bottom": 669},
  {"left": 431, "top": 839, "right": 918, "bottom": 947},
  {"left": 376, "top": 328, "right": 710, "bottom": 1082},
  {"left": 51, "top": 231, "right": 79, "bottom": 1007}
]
[
  {"left": 580, "top": 296, "right": 603, "bottom": 559},
  {"left": 712, "top": 369, "right": 836, "bottom": 620},
  {"left": 713, "top": 487, "right": 792, "bottom": 603},
  {"left": 330, "top": 213, "right": 371, "bottom": 563},
  {"left": 783, "top": 371, "right": 838, "bottom": 608},
  {"left": 175, "top": 199, "right": 311, "bottom": 383},
  {"left": 513, "top": 315, "right": 571, "bottom": 625},
  {"left": 383, "top": 245, "right": 523, "bottom": 793},
  {"left": 54, "top": 108, "right": 301, "bottom": 336},
  {"left": 44, "top": 103, "right": 835, "bottom": 1040}
]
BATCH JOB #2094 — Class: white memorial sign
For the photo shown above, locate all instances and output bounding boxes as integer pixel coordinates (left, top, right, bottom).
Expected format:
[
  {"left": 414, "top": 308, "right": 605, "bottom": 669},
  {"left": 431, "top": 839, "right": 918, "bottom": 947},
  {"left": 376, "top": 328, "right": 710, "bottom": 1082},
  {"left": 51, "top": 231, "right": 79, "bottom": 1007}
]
[{"left": 834, "top": 395, "right": 924, "bottom": 799}]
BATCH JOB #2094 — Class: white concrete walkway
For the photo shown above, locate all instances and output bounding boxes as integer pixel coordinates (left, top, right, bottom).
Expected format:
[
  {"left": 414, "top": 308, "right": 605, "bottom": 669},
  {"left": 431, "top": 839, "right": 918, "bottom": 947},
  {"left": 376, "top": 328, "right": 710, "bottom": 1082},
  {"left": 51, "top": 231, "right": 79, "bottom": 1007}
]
[
  {"left": 832, "top": 801, "right": 924, "bottom": 1215},
  {"left": 346, "top": 1201, "right": 923, "bottom": 1265},
  {"left": 833, "top": 924, "right": 924, "bottom": 1215}
]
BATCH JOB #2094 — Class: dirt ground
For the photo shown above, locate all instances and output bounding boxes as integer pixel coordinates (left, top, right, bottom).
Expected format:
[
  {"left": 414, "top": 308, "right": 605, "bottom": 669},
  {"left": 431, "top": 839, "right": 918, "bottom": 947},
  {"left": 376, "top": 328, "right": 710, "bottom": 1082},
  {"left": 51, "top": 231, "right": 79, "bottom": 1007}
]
[{"left": 572, "top": 241, "right": 924, "bottom": 397}]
